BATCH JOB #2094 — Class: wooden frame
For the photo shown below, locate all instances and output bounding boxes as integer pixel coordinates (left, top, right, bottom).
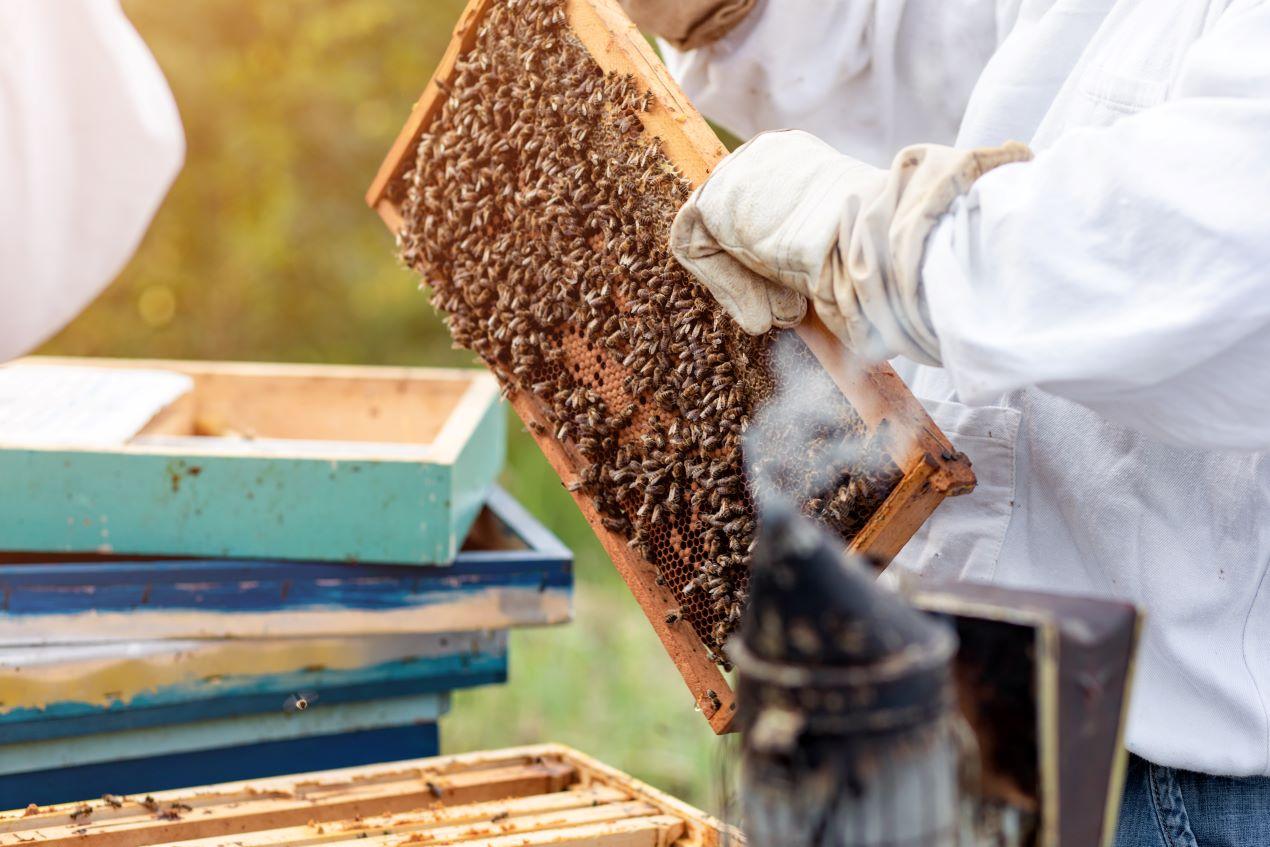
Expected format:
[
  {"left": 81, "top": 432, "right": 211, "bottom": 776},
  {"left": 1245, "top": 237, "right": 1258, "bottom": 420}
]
[
  {"left": 366, "top": 0, "right": 975, "bottom": 732},
  {"left": 0, "top": 357, "right": 505, "bottom": 565},
  {"left": 2, "top": 744, "right": 739, "bottom": 847}
]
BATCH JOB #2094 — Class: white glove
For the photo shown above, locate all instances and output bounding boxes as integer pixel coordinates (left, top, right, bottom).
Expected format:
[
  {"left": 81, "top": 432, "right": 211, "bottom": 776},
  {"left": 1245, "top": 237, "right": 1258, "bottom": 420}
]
[{"left": 671, "top": 130, "right": 1032, "bottom": 364}]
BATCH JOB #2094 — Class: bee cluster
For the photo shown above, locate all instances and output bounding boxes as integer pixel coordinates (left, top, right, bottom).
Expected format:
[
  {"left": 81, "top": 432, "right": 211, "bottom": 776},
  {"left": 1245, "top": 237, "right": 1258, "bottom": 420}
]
[{"left": 394, "top": 0, "right": 901, "bottom": 662}]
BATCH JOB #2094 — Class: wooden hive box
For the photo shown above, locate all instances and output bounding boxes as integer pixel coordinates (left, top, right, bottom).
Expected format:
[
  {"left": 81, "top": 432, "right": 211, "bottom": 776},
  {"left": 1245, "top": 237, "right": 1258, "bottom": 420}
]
[
  {"left": 0, "top": 488, "right": 571, "bottom": 644},
  {"left": 0, "top": 685, "right": 451, "bottom": 811},
  {"left": 1, "top": 744, "right": 739, "bottom": 847},
  {"left": 0, "top": 358, "right": 504, "bottom": 565},
  {"left": 367, "top": 0, "right": 975, "bottom": 732},
  {"left": 914, "top": 583, "right": 1141, "bottom": 847},
  {"left": 0, "top": 489, "right": 574, "bottom": 806}
]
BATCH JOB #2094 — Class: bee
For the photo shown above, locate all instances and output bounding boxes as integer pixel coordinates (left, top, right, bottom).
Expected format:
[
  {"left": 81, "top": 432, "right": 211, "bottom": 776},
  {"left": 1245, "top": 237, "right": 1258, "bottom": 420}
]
[{"left": 283, "top": 691, "right": 318, "bottom": 714}]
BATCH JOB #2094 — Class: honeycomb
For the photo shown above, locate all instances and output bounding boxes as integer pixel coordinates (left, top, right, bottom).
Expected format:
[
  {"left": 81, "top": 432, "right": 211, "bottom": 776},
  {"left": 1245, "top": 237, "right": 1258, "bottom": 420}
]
[{"left": 394, "top": 0, "right": 903, "bottom": 663}]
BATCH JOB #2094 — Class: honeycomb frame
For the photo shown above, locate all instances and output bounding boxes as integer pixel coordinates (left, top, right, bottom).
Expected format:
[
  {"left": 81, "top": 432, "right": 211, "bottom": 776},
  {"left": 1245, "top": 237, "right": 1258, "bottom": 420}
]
[{"left": 368, "top": 0, "right": 976, "bottom": 734}]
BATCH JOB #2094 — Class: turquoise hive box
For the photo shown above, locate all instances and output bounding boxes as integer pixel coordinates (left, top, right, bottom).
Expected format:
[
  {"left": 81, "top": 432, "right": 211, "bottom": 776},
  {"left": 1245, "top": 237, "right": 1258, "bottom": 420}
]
[{"left": 0, "top": 357, "right": 505, "bottom": 564}]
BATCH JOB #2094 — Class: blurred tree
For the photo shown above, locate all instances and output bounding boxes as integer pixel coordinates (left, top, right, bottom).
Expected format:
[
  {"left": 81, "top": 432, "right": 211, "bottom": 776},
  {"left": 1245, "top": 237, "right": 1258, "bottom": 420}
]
[{"left": 47, "top": 0, "right": 467, "bottom": 366}]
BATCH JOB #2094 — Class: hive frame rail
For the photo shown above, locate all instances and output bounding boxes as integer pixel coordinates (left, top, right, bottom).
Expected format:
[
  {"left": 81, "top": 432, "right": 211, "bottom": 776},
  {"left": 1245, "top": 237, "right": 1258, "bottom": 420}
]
[{"left": 2, "top": 744, "right": 737, "bottom": 847}]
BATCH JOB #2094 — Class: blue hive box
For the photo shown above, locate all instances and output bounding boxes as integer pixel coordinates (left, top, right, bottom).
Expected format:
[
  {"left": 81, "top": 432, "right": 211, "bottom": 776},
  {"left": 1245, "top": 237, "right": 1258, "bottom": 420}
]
[
  {"left": 0, "top": 487, "right": 572, "bottom": 806},
  {"left": 0, "top": 490, "right": 571, "bottom": 645}
]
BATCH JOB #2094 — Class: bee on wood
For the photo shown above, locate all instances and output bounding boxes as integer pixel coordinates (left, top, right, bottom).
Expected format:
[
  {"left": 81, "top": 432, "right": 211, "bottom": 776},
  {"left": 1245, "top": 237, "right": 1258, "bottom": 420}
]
[{"left": 283, "top": 691, "right": 318, "bottom": 714}]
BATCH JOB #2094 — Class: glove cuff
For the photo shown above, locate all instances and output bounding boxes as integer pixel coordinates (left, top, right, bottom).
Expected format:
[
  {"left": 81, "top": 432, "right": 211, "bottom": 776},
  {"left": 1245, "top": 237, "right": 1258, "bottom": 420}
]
[
  {"left": 884, "top": 141, "right": 1033, "bottom": 365},
  {"left": 622, "top": 0, "right": 759, "bottom": 51}
]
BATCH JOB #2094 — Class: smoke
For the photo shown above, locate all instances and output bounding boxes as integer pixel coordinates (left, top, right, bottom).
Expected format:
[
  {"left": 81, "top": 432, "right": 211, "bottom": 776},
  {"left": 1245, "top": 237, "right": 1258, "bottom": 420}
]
[{"left": 742, "top": 330, "right": 901, "bottom": 537}]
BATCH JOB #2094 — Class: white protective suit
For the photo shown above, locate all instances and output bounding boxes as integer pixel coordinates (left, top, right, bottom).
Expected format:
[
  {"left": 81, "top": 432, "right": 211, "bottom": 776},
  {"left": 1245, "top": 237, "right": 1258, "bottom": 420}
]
[
  {"left": 0, "top": 1, "right": 184, "bottom": 360},
  {"left": 665, "top": 0, "right": 1270, "bottom": 777}
]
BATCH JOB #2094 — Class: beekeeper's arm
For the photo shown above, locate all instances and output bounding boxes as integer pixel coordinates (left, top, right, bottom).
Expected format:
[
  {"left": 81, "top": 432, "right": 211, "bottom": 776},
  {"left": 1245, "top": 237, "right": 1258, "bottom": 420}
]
[
  {"left": 0, "top": 1, "right": 184, "bottom": 361},
  {"left": 623, "top": 0, "right": 1011, "bottom": 164},
  {"left": 673, "top": 5, "right": 1270, "bottom": 451}
]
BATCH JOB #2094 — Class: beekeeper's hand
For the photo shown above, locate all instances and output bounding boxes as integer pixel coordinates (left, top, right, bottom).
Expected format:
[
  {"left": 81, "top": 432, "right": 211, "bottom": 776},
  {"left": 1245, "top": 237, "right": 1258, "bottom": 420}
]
[
  {"left": 619, "top": 0, "right": 756, "bottom": 50},
  {"left": 671, "top": 130, "right": 1031, "bottom": 364}
]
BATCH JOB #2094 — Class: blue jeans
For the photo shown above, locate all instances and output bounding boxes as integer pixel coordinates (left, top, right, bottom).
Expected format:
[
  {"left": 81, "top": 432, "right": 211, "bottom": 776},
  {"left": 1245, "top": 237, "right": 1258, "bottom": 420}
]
[{"left": 1116, "top": 754, "right": 1270, "bottom": 846}]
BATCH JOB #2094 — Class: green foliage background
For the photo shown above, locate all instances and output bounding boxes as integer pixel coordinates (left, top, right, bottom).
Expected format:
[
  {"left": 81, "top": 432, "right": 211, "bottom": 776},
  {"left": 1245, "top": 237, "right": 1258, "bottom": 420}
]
[{"left": 41, "top": 0, "right": 729, "bottom": 811}]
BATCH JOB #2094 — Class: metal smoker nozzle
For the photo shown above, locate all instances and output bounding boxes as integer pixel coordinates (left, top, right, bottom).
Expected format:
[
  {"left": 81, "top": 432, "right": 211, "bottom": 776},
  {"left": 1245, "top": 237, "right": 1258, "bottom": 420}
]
[{"left": 729, "top": 504, "right": 961, "bottom": 847}]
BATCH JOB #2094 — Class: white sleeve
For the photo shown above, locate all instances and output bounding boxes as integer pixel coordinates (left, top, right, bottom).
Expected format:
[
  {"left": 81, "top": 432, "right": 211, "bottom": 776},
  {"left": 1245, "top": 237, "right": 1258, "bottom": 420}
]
[
  {"left": 921, "top": 5, "right": 1270, "bottom": 451},
  {"left": 661, "top": 0, "right": 1012, "bottom": 165},
  {"left": 0, "top": 0, "right": 184, "bottom": 361}
]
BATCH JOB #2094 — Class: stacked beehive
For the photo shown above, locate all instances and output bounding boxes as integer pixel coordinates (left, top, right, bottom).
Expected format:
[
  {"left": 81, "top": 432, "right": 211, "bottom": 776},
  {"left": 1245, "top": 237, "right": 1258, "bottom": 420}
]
[{"left": 0, "top": 359, "right": 572, "bottom": 807}]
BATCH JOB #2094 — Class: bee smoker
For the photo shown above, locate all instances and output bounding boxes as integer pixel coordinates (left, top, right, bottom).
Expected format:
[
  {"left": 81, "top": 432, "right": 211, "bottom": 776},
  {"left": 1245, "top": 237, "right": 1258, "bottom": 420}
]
[{"left": 729, "top": 504, "right": 963, "bottom": 846}]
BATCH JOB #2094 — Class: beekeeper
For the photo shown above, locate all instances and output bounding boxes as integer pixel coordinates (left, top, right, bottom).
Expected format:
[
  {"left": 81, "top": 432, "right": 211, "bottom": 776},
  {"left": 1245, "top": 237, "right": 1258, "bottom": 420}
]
[
  {"left": 623, "top": 0, "right": 1270, "bottom": 843},
  {"left": 0, "top": 1, "right": 183, "bottom": 361}
]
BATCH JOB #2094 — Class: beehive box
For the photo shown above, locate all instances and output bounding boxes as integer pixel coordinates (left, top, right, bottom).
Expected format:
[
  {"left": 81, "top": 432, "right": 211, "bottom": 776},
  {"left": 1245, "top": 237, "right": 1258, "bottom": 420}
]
[
  {"left": 1, "top": 745, "right": 738, "bottom": 847},
  {"left": 0, "top": 488, "right": 574, "bottom": 805},
  {"left": 0, "top": 681, "right": 450, "bottom": 809},
  {"left": 0, "top": 488, "right": 571, "bottom": 644},
  {"left": 367, "top": 0, "right": 975, "bottom": 732},
  {"left": 0, "top": 633, "right": 503, "bottom": 747},
  {"left": 914, "top": 583, "right": 1141, "bottom": 847},
  {"left": 0, "top": 358, "right": 504, "bottom": 564}
]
